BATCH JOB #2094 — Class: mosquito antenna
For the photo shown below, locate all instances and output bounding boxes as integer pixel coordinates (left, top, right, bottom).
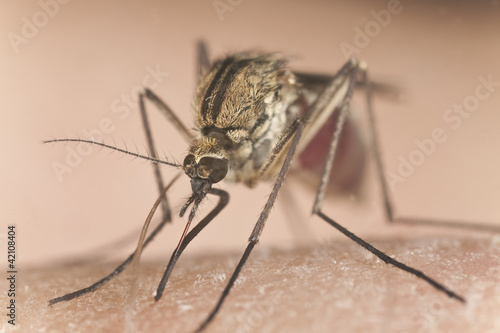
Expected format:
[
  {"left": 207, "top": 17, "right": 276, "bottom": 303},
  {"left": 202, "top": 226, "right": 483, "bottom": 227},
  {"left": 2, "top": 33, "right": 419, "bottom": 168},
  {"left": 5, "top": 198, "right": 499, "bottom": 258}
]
[
  {"left": 154, "top": 188, "right": 229, "bottom": 301},
  {"left": 43, "top": 138, "right": 182, "bottom": 168}
]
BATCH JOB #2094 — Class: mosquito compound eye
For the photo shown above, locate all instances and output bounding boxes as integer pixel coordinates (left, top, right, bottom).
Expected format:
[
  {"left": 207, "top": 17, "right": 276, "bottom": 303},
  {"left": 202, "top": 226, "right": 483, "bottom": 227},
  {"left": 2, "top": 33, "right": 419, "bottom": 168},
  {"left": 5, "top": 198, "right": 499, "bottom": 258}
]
[
  {"left": 197, "top": 165, "right": 210, "bottom": 178},
  {"left": 183, "top": 154, "right": 196, "bottom": 178},
  {"left": 198, "top": 156, "right": 228, "bottom": 183}
]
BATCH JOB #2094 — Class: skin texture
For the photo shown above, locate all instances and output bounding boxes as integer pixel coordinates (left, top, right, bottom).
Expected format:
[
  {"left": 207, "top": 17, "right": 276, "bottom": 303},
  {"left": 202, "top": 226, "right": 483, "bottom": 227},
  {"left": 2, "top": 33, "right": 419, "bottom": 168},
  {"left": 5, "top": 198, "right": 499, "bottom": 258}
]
[{"left": 19, "top": 235, "right": 500, "bottom": 333}]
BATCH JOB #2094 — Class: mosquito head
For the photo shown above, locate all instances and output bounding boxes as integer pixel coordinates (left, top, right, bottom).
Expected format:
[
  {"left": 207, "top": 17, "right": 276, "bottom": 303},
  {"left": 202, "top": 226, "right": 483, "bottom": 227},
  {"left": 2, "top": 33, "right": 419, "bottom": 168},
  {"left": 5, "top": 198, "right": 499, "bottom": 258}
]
[
  {"left": 183, "top": 154, "right": 228, "bottom": 196},
  {"left": 183, "top": 135, "right": 230, "bottom": 193},
  {"left": 180, "top": 154, "right": 227, "bottom": 220}
]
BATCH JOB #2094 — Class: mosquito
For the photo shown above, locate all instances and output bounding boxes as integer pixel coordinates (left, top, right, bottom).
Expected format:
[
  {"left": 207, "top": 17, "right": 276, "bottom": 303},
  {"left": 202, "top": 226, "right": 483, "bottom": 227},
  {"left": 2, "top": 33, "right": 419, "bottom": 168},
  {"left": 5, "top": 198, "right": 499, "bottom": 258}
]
[{"left": 45, "top": 41, "right": 467, "bottom": 332}]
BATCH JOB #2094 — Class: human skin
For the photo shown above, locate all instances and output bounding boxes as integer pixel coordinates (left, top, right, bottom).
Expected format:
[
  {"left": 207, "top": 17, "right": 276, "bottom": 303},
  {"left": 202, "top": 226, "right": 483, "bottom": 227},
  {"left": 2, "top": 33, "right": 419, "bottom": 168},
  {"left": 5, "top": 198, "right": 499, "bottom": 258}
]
[
  {"left": 17, "top": 235, "right": 500, "bottom": 333},
  {"left": 3, "top": 1, "right": 500, "bottom": 332}
]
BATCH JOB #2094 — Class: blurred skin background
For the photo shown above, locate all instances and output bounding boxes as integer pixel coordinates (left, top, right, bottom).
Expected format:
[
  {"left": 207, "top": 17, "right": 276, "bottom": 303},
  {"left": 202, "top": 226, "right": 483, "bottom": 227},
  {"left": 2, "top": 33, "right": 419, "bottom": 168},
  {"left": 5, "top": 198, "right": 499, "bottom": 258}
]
[{"left": 1, "top": 1, "right": 500, "bottom": 331}]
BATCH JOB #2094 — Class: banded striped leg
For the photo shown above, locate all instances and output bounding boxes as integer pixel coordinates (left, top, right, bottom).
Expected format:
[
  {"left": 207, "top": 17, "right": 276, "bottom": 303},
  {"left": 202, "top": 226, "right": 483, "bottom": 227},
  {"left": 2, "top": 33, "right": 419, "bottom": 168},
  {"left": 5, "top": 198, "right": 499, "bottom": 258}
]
[
  {"left": 364, "top": 71, "right": 500, "bottom": 232},
  {"left": 139, "top": 39, "right": 211, "bottom": 223},
  {"left": 196, "top": 120, "right": 305, "bottom": 332},
  {"left": 310, "top": 60, "right": 465, "bottom": 303},
  {"left": 49, "top": 42, "right": 207, "bottom": 306}
]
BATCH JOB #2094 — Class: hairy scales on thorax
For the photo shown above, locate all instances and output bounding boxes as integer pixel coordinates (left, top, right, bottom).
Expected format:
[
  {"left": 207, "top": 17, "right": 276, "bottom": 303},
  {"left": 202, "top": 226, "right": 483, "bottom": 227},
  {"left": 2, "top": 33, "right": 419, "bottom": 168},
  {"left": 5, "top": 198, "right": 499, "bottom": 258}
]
[{"left": 183, "top": 52, "right": 300, "bottom": 187}]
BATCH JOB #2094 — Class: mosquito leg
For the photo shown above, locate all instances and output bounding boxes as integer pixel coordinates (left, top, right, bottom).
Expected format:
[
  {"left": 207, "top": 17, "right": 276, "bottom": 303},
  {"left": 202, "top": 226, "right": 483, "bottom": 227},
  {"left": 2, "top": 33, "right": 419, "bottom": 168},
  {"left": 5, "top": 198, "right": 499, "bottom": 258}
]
[
  {"left": 140, "top": 42, "right": 205, "bottom": 196},
  {"left": 139, "top": 86, "right": 196, "bottom": 225},
  {"left": 48, "top": 177, "right": 180, "bottom": 306},
  {"left": 311, "top": 62, "right": 359, "bottom": 213},
  {"left": 258, "top": 57, "right": 355, "bottom": 180},
  {"left": 194, "top": 59, "right": 359, "bottom": 330},
  {"left": 316, "top": 211, "right": 465, "bottom": 302},
  {"left": 139, "top": 92, "right": 171, "bottom": 223},
  {"left": 154, "top": 188, "right": 229, "bottom": 300},
  {"left": 359, "top": 70, "right": 395, "bottom": 224},
  {"left": 266, "top": 59, "right": 364, "bottom": 244},
  {"left": 311, "top": 61, "right": 466, "bottom": 303},
  {"left": 143, "top": 88, "right": 195, "bottom": 142},
  {"left": 294, "top": 60, "right": 360, "bottom": 165},
  {"left": 129, "top": 173, "right": 182, "bottom": 277},
  {"left": 361, "top": 70, "right": 500, "bottom": 232},
  {"left": 195, "top": 122, "right": 305, "bottom": 332},
  {"left": 197, "top": 40, "right": 211, "bottom": 82}
]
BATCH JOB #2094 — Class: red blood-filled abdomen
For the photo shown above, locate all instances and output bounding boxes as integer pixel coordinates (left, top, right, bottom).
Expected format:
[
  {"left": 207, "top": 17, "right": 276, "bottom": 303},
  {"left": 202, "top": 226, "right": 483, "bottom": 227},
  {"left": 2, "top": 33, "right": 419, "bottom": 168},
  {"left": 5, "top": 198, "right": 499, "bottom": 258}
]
[{"left": 298, "top": 113, "right": 366, "bottom": 191}]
